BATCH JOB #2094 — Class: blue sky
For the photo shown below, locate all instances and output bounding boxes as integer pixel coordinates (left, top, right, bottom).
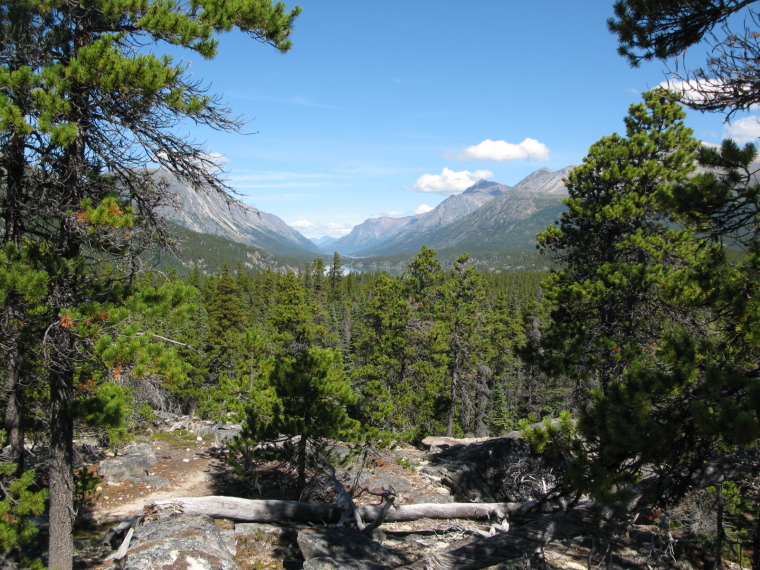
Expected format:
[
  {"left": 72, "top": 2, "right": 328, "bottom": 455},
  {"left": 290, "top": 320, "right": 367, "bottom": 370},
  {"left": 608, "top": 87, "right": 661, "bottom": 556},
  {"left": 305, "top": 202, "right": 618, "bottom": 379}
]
[{"left": 181, "top": 1, "right": 757, "bottom": 239}]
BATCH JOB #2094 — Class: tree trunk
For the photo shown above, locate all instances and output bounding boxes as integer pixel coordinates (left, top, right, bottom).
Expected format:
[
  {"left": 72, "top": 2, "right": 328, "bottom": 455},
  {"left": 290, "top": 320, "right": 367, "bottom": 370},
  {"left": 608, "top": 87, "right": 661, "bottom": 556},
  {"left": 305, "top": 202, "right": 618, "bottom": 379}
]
[
  {"left": 3, "top": 372, "right": 24, "bottom": 476},
  {"left": 151, "top": 496, "right": 546, "bottom": 523},
  {"left": 297, "top": 434, "right": 307, "bottom": 492},
  {"left": 47, "top": 351, "right": 76, "bottom": 570},
  {"left": 3, "top": 304, "right": 25, "bottom": 475},
  {"left": 715, "top": 483, "right": 724, "bottom": 570}
]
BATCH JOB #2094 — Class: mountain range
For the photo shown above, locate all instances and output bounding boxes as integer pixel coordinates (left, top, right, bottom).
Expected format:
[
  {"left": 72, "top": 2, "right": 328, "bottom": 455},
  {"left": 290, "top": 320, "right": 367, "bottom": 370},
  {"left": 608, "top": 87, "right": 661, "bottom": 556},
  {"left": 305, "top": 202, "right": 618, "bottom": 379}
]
[
  {"left": 159, "top": 166, "right": 574, "bottom": 266},
  {"left": 328, "top": 166, "right": 573, "bottom": 257}
]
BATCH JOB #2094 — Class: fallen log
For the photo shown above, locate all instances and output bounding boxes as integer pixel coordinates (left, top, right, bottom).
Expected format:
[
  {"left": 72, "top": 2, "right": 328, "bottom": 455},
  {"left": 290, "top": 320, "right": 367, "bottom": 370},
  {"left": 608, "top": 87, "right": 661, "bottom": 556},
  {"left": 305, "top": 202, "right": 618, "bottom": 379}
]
[{"left": 149, "top": 496, "right": 547, "bottom": 523}]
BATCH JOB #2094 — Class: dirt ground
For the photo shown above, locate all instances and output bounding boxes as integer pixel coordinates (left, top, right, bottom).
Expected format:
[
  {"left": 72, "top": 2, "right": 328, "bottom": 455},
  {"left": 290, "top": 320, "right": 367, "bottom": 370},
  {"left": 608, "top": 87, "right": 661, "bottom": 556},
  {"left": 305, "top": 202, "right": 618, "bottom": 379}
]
[{"left": 91, "top": 433, "right": 232, "bottom": 522}]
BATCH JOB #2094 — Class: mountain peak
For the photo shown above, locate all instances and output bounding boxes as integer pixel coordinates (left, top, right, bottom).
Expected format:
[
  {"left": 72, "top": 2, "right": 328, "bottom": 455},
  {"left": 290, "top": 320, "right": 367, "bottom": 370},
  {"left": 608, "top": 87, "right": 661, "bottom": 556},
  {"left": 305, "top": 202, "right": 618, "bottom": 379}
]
[
  {"left": 513, "top": 166, "right": 574, "bottom": 194},
  {"left": 462, "top": 179, "right": 511, "bottom": 197}
]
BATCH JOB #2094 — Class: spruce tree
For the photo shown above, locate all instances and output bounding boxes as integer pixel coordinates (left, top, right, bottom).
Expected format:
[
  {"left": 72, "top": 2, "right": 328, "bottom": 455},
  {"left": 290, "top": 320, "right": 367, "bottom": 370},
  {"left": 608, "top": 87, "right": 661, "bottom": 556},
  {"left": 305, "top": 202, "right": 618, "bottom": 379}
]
[
  {"left": 268, "top": 271, "right": 330, "bottom": 358},
  {"left": 351, "top": 272, "right": 415, "bottom": 433},
  {"left": 327, "top": 251, "right": 344, "bottom": 303},
  {"left": 440, "top": 253, "right": 489, "bottom": 437},
  {"left": 402, "top": 247, "right": 448, "bottom": 436},
  {"left": 205, "top": 264, "right": 246, "bottom": 379}
]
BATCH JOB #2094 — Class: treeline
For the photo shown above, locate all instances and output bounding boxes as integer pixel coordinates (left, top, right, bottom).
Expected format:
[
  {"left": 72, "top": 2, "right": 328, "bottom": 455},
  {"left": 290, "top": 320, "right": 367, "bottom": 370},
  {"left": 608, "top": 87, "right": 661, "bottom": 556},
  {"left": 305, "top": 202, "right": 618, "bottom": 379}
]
[{"left": 130, "top": 250, "right": 558, "bottom": 442}]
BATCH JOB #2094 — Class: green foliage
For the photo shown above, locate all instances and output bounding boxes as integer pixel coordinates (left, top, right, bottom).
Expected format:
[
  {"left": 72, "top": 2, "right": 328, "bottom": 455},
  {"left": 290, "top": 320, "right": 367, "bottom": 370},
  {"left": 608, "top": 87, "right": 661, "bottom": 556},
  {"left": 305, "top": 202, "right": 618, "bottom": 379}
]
[
  {"left": 0, "top": 435, "right": 47, "bottom": 566},
  {"left": 534, "top": 89, "right": 760, "bottom": 508},
  {"left": 520, "top": 410, "right": 576, "bottom": 456},
  {"left": 231, "top": 347, "right": 360, "bottom": 491},
  {"left": 439, "top": 253, "right": 490, "bottom": 436},
  {"left": 73, "top": 467, "right": 103, "bottom": 519},
  {"left": 537, "top": 88, "right": 701, "bottom": 395}
]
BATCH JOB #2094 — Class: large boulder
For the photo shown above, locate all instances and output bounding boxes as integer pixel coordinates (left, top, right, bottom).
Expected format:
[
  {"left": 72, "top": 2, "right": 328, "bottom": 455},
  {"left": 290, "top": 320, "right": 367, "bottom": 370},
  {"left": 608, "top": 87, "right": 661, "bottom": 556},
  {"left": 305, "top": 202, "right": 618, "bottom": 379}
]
[
  {"left": 297, "top": 526, "right": 403, "bottom": 568},
  {"left": 124, "top": 514, "right": 239, "bottom": 570},
  {"left": 97, "top": 443, "right": 158, "bottom": 480}
]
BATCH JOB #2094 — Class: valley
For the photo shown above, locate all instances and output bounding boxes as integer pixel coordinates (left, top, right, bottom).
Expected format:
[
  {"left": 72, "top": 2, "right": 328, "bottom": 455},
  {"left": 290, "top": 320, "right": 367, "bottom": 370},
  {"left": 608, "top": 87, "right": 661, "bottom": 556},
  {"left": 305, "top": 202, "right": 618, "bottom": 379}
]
[{"left": 157, "top": 166, "right": 573, "bottom": 276}]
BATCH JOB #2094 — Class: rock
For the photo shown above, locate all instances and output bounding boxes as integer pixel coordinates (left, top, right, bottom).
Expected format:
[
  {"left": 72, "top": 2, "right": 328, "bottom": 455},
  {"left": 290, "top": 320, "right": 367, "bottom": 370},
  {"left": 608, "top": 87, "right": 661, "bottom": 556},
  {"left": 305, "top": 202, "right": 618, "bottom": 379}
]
[
  {"left": 219, "top": 528, "right": 236, "bottom": 557},
  {"left": 235, "top": 522, "right": 299, "bottom": 566},
  {"left": 303, "top": 557, "right": 393, "bottom": 570},
  {"left": 235, "top": 522, "right": 292, "bottom": 537},
  {"left": 367, "top": 475, "right": 413, "bottom": 493},
  {"left": 213, "top": 423, "right": 241, "bottom": 443},
  {"left": 422, "top": 436, "right": 562, "bottom": 503},
  {"left": 97, "top": 443, "right": 158, "bottom": 480},
  {"left": 194, "top": 421, "right": 241, "bottom": 443},
  {"left": 124, "top": 514, "right": 240, "bottom": 570},
  {"left": 297, "top": 526, "right": 404, "bottom": 567}
]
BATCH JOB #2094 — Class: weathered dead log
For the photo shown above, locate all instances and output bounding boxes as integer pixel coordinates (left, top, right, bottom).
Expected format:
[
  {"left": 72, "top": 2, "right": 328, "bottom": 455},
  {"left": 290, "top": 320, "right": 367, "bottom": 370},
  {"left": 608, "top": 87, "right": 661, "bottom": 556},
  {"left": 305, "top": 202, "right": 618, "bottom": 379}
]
[
  {"left": 400, "top": 446, "right": 760, "bottom": 569},
  {"left": 149, "top": 496, "right": 544, "bottom": 523}
]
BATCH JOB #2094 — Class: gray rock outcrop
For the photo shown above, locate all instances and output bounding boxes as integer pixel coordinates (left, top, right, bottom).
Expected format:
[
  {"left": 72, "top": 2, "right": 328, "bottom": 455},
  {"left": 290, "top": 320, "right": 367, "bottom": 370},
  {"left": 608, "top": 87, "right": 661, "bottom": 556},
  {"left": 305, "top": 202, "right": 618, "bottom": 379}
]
[
  {"left": 297, "top": 526, "right": 402, "bottom": 569},
  {"left": 124, "top": 514, "right": 239, "bottom": 570},
  {"left": 97, "top": 443, "right": 157, "bottom": 480}
]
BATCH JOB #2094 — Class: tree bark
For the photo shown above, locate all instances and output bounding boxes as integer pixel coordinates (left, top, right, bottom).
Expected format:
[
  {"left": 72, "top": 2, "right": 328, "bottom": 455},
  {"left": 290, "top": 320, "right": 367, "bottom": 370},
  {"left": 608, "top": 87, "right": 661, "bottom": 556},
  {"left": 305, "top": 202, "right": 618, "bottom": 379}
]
[
  {"left": 48, "top": 366, "right": 75, "bottom": 570},
  {"left": 150, "top": 496, "right": 546, "bottom": 524},
  {"left": 3, "top": 303, "right": 25, "bottom": 475}
]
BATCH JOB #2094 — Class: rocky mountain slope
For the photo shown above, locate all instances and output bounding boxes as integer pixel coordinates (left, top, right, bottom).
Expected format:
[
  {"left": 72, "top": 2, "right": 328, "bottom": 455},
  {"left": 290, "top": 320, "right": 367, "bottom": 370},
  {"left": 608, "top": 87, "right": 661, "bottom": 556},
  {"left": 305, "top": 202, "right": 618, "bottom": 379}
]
[
  {"left": 345, "top": 169, "right": 571, "bottom": 257},
  {"left": 158, "top": 166, "right": 574, "bottom": 263},
  {"left": 155, "top": 169, "right": 322, "bottom": 257},
  {"left": 334, "top": 180, "right": 512, "bottom": 256},
  {"left": 371, "top": 190, "right": 567, "bottom": 255}
]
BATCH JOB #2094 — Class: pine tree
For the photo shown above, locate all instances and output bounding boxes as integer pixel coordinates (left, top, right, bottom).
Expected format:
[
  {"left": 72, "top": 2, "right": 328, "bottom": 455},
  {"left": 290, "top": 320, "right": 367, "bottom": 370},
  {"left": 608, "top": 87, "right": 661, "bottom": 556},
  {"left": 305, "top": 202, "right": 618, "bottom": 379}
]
[
  {"left": 0, "top": 2, "right": 300, "bottom": 566},
  {"left": 533, "top": 90, "right": 740, "bottom": 505},
  {"left": 233, "top": 347, "right": 359, "bottom": 492},
  {"left": 537, "top": 88, "right": 701, "bottom": 397},
  {"left": 0, "top": 244, "right": 49, "bottom": 474}
]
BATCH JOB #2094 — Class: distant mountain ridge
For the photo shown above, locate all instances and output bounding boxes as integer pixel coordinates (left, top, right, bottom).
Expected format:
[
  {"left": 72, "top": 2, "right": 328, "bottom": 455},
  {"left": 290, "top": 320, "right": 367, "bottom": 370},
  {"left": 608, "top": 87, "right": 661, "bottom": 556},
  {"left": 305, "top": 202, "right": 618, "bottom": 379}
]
[
  {"left": 160, "top": 165, "right": 575, "bottom": 263},
  {"left": 332, "top": 167, "right": 573, "bottom": 257},
  {"left": 155, "top": 169, "right": 322, "bottom": 257},
  {"left": 332, "top": 180, "right": 513, "bottom": 255}
]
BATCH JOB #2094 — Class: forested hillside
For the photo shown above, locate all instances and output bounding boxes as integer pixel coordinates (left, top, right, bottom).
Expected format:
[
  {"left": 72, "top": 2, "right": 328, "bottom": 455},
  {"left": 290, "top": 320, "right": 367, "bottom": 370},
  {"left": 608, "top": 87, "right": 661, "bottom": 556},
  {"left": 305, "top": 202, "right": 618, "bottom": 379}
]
[{"left": 2, "top": 0, "right": 760, "bottom": 568}]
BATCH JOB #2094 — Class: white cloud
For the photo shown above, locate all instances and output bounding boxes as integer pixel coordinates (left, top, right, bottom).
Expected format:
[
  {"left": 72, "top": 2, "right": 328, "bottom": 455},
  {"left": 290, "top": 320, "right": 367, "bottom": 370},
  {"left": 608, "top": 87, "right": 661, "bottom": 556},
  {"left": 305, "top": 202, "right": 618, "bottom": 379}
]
[
  {"left": 723, "top": 116, "right": 760, "bottom": 143},
  {"left": 659, "top": 78, "right": 726, "bottom": 106},
  {"left": 414, "top": 204, "right": 433, "bottom": 214},
  {"left": 326, "top": 222, "right": 352, "bottom": 235},
  {"left": 411, "top": 167, "right": 493, "bottom": 195},
  {"left": 289, "top": 219, "right": 353, "bottom": 238},
  {"left": 658, "top": 78, "right": 760, "bottom": 112},
  {"left": 450, "top": 138, "right": 550, "bottom": 162},
  {"left": 381, "top": 210, "right": 406, "bottom": 217}
]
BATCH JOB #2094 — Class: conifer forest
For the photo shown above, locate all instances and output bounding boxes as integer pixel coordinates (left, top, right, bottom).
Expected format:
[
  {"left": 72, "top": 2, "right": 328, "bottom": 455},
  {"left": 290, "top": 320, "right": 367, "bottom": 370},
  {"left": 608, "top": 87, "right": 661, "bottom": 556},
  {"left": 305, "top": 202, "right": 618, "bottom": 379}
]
[{"left": 1, "top": 1, "right": 760, "bottom": 569}]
